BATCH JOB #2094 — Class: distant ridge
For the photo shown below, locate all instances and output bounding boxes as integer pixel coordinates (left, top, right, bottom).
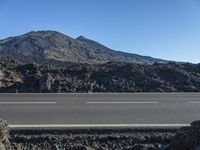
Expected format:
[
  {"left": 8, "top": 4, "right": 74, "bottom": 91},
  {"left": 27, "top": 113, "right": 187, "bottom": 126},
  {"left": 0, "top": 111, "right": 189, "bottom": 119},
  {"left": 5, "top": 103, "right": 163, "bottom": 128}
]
[{"left": 0, "top": 30, "right": 168, "bottom": 64}]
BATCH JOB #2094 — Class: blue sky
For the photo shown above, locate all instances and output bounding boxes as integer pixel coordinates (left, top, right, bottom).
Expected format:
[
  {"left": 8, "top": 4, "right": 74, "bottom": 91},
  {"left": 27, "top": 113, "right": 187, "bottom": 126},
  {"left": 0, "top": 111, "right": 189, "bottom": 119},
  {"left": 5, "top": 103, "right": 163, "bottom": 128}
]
[{"left": 0, "top": 0, "right": 200, "bottom": 63}]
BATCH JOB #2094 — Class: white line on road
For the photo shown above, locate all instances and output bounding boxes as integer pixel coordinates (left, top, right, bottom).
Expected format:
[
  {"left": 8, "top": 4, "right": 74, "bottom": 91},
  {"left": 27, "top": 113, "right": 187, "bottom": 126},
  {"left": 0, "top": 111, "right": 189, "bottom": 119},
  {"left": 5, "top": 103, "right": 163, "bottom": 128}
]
[
  {"left": 10, "top": 124, "right": 190, "bottom": 128},
  {"left": 187, "top": 101, "right": 200, "bottom": 104},
  {"left": 0, "top": 102, "right": 56, "bottom": 104},
  {"left": 85, "top": 102, "right": 158, "bottom": 104}
]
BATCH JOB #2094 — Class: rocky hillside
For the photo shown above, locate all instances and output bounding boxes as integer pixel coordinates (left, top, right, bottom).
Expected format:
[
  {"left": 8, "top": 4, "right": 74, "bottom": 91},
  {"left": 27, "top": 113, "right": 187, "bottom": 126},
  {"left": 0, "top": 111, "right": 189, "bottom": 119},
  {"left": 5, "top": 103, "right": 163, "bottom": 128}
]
[
  {"left": 0, "top": 31, "right": 167, "bottom": 64},
  {"left": 0, "top": 59, "right": 199, "bottom": 93}
]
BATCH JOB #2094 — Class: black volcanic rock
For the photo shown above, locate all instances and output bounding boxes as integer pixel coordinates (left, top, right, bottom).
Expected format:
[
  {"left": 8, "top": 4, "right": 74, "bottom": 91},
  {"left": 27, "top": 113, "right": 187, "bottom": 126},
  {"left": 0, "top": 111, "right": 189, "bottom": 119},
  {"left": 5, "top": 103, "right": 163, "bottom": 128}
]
[
  {"left": 9, "top": 127, "right": 176, "bottom": 150},
  {"left": 166, "top": 121, "right": 200, "bottom": 150},
  {"left": 0, "top": 31, "right": 167, "bottom": 64},
  {"left": 0, "top": 59, "right": 200, "bottom": 93}
]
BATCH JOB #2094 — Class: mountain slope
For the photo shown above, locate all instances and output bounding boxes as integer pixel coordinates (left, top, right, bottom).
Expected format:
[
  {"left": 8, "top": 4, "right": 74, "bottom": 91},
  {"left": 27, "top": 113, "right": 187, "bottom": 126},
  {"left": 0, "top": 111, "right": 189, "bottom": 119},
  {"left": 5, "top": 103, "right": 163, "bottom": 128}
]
[{"left": 0, "top": 30, "right": 168, "bottom": 64}]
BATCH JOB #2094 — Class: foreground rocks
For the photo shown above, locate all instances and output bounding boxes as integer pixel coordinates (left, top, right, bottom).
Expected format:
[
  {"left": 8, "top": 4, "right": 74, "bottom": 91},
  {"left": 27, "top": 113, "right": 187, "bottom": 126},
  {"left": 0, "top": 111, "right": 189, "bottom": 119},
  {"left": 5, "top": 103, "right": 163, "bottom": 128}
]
[
  {"left": 0, "top": 59, "right": 200, "bottom": 93},
  {"left": 0, "top": 120, "right": 11, "bottom": 150},
  {"left": 167, "top": 121, "right": 200, "bottom": 150},
  {"left": 0, "top": 119, "right": 22, "bottom": 150},
  {"left": 9, "top": 122, "right": 200, "bottom": 150},
  {"left": 10, "top": 128, "right": 176, "bottom": 150},
  {"left": 2, "top": 119, "right": 200, "bottom": 150}
]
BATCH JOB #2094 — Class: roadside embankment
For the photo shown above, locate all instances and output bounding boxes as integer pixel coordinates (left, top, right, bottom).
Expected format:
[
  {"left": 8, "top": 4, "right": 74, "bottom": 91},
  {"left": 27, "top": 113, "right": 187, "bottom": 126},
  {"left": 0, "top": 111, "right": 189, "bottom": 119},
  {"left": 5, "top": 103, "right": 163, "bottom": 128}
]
[
  {"left": 10, "top": 128, "right": 176, "bottom": 150},
  {"left": 1, "top": 119, "right": 200, "bottom": 150}
]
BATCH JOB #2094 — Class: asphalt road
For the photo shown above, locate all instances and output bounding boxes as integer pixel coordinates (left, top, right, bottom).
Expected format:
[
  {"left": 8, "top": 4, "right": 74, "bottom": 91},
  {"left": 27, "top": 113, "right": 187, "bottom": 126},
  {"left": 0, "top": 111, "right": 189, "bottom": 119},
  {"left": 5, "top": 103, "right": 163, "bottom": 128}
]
[{"left": 0, "top": 93, "right": 200, "bottom": 127}]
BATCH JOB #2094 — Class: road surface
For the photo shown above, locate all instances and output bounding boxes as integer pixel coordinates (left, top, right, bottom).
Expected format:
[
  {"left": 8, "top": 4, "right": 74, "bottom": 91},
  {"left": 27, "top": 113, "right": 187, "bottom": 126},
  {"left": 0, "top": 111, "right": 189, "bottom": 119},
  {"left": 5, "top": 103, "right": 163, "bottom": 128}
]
[{"left": 0, "top": 93, "right": 200, "bottom": 128}]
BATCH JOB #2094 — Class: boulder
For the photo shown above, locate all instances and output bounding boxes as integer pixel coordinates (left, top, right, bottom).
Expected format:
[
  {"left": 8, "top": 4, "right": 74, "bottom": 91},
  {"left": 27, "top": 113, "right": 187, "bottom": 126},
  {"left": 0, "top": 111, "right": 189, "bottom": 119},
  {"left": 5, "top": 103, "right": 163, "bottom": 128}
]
[
  {"left": 39, "top": 72, "right": 54, "bottom": 92},
  {"left": 0, "top": 119, "right": 23, "bottom": 150},
  {"left": 0, "top": 119, "right": 11, "bottom": 150},
  {"left": 167, "top": 121, "right": 200, "bottom": 150}
]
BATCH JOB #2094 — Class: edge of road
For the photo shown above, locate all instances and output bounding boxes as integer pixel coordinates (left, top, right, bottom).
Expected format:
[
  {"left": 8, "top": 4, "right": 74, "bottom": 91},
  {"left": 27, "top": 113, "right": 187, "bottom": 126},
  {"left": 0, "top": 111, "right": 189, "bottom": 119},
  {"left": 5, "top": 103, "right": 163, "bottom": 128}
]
[{"left": 9, "top": 124, "right": 190, "bottom": 129}]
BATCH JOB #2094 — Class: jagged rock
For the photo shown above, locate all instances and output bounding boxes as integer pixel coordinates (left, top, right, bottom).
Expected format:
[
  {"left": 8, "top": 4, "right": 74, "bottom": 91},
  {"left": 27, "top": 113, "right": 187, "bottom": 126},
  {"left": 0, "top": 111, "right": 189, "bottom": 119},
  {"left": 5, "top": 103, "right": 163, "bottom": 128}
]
[
  {"left": 11, "top": 143, "right": 23, "bottom": 150},
  {"left": 39, "top": 72, "right": 54, "bottom": 92},
  {"left": 191, "top": 121, "right": 200, "bottom": 127},
  {"left": 0, "top": 64, "right": 22, "bottom": 89},
  {"left": 132, "top": 144, "right": 158, "bottom": 150},
  {"left": 0, "top": 59, "right": 200, "bottom": 93},
  {"left": 0, "top": 119, "right": 11, "bottom": 150},
  {"left": 167, "top": 121, "right": 200, "bottom": 150},
  {"left": 0, "top": 119, "right": 22, "bottom": 150},
  {"left": 0, "top": 70, "right": 3, "bottom": 80}
]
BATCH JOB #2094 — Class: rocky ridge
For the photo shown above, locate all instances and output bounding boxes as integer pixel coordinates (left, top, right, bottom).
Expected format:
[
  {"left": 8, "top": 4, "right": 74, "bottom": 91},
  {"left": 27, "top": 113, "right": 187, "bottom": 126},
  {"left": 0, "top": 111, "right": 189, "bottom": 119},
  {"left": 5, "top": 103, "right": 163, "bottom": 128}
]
[{"left": 0, "top": 59, "right": 200, "bottom": 93}]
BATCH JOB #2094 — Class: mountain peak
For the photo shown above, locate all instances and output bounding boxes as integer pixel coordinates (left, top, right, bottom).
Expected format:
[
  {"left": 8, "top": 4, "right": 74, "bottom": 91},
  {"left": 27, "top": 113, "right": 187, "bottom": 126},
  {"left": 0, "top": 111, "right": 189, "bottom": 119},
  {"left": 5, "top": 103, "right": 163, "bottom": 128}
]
[
  {"left": 76, "top": 35, "right": 87, "bottom": 40},
  {"left": 25, "top": 30, "right": 64, "bottom": 36}
]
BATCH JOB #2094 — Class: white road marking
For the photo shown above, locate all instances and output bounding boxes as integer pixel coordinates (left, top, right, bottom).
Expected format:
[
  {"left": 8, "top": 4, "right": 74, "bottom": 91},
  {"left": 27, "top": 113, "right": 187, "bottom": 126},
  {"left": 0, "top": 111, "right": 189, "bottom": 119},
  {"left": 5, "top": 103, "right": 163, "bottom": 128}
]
[
  {"left": 0, "top": 102, "right": 56, "bottom": 104},
  {"left": 10, "top": 124, "right": 190, "bottom": 128},
  {"left": 85, "top": 101, "right": 158, "bottom": 104},
  {"left": 187, "top": 101, "right": 200, "bottom": 104}
]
